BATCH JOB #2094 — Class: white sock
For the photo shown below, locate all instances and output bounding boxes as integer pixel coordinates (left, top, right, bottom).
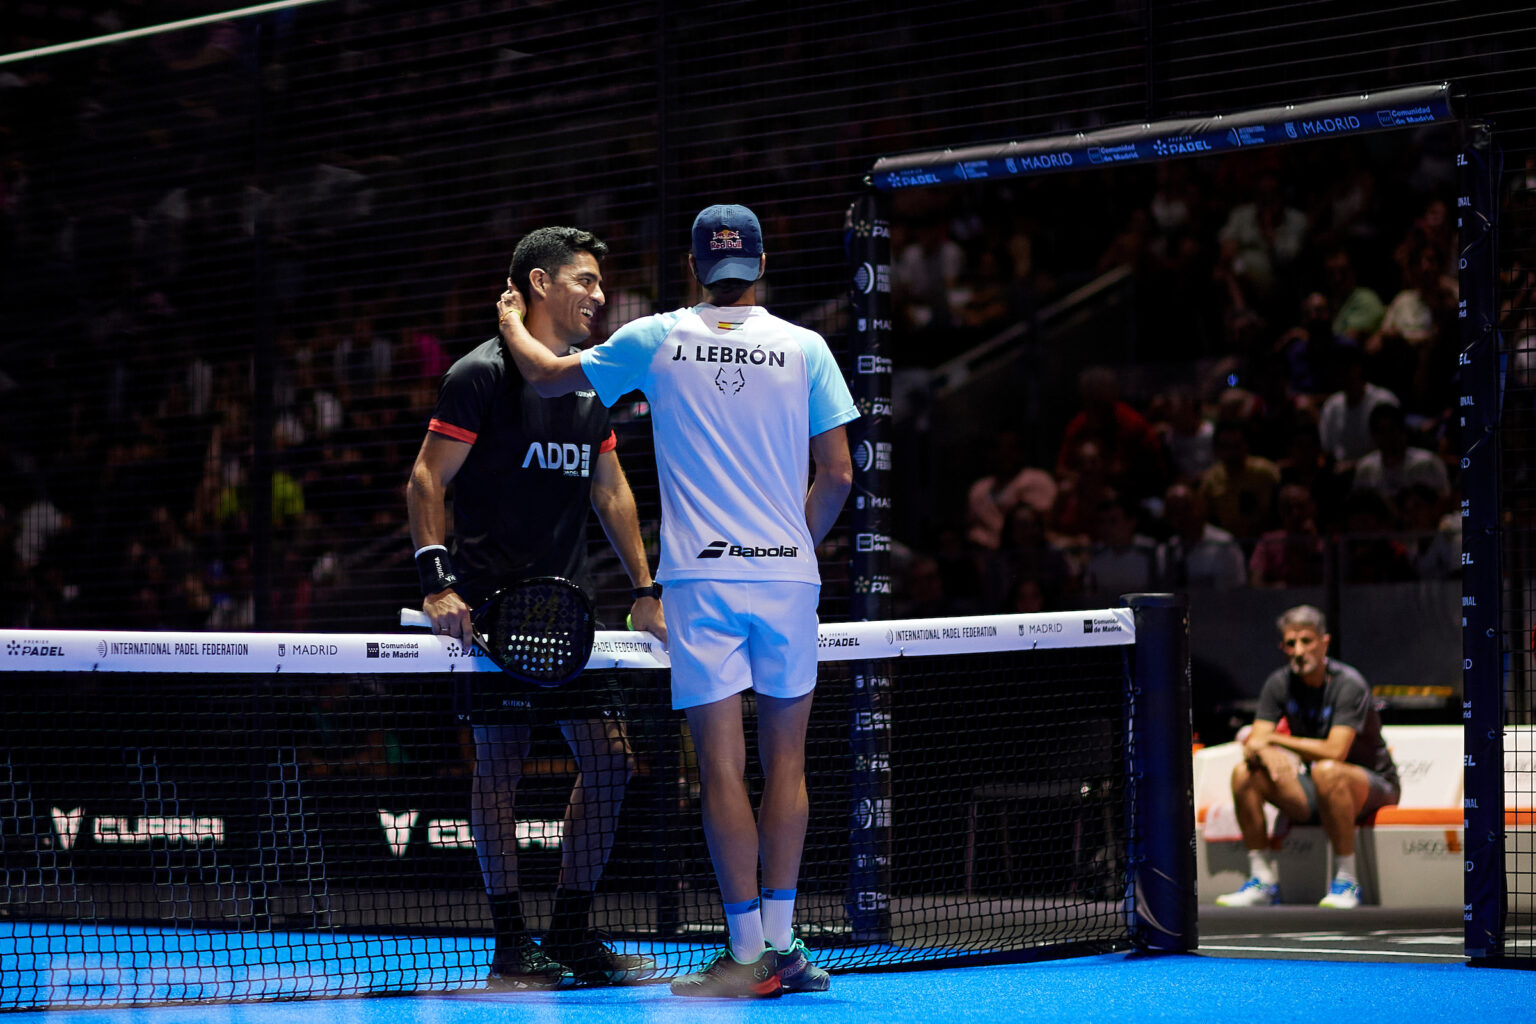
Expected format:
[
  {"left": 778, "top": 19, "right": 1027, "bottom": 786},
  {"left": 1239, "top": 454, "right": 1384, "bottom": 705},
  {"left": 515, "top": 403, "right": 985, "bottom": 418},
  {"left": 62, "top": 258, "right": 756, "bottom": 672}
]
[
  {"left": 1248, "top": 848, "right": 1278, "bottom": 886},
  {"left": 761, "top": 887, "right": 797, "bottom": 952},
  {"left": 1333, "top": 853, "right": 1357, "bottom": 884},
  {"left": 723, "top": 897, "right": 764, "bottom": 962}
]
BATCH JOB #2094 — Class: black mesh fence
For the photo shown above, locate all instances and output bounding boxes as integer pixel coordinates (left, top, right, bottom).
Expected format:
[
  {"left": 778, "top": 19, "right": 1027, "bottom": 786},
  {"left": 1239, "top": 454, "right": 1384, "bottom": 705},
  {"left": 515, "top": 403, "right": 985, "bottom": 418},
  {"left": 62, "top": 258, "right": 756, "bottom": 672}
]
[
  {"left": 1, "top": 632, "right": 1129, "bottom": 1009},
  {"left": 3, "top": 0, "right": 1536, "bottom": 974}
]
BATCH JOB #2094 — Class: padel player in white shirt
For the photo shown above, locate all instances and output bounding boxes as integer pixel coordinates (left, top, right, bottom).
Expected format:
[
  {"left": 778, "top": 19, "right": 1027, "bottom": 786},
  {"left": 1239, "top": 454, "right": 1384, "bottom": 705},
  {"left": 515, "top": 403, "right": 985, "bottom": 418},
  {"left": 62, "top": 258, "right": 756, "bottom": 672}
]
[{"left": 493, "top": 203, "right": 856, "bottom": 998}]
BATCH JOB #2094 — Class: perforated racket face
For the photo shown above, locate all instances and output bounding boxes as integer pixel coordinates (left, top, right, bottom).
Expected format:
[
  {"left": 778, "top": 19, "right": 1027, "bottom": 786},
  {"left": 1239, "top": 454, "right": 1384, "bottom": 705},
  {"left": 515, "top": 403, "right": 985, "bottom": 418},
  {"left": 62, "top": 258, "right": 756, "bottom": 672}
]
[{"left": 472, "top": 577, "right": 595, "bottom": 686}]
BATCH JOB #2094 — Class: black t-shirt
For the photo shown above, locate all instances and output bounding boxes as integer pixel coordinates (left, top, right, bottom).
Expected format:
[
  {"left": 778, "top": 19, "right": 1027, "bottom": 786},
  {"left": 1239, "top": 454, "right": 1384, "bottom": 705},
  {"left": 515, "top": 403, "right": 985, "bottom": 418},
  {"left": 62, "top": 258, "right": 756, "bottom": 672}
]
[
  {"left": 428, "top": 337, "right": 615, "bottom": 603},
  {"left": 1255, "top": 658, "right": 1398, "bottom": 786}
]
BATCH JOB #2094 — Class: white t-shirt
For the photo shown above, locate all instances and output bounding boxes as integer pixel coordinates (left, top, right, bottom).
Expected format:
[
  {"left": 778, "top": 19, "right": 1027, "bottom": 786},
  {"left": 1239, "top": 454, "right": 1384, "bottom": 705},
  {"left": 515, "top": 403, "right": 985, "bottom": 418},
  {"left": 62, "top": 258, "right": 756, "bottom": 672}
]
[
  {"left": 1319, "top": 384, "right": 1399, "bottom": 463},
  {"left": 1352, "top": 446, "right": 1451, "bottom": 499},
  {"left": 580, "top": 303, "right": 859, "bottom": 585}
]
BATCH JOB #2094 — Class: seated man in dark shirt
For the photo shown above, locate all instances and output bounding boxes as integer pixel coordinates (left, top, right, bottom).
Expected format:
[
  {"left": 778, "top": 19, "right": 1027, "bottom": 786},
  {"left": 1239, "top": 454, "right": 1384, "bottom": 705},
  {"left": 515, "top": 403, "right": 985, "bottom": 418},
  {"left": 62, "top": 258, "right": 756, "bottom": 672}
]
[{"left": 1215, "top": 604, "right": 1400, "bottom": 909}]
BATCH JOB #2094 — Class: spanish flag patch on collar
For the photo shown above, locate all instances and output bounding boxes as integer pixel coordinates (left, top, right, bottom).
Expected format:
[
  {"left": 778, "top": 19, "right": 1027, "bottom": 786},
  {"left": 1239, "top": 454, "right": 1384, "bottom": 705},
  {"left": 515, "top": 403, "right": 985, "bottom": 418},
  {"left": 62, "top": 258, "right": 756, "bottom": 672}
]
[{"left": 716, "top": 320, "right": 743, "bottom": 331}]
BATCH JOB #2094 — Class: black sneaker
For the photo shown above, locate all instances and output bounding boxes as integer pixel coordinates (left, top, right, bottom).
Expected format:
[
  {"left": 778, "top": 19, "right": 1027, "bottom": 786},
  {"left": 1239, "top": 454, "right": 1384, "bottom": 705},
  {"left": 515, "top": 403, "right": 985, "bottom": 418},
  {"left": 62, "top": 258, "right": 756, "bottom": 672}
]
[
  {"left": 669, "top": 947, "right": 781, "bottom": 998},
  {"left": 773, "top": 937, "right": 830, "bottom": 992},
  {"left": 542, "top": 930, "right": 656, "bottom": 985},
  {"left": 487, "top": 932, "right": 574, "bottom": 990}
]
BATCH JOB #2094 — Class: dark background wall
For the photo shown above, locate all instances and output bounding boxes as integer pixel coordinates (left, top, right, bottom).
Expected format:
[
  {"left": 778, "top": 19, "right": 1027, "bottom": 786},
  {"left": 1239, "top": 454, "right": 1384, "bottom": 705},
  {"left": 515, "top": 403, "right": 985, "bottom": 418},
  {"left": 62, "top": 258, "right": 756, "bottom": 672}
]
[{"left": 0, "top": 1, "right": 1531, "bottom": 736}]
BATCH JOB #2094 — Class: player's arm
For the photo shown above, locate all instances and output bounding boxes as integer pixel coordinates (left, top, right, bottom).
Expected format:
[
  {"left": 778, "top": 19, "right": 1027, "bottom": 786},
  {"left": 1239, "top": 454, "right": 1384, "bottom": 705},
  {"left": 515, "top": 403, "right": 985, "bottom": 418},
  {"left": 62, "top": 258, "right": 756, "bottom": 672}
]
[
  {"left": 406, "top": 432, "right": 474, "bottom": 643},
  {"left": 1240, "top": 718, "right": 1278, "bottom": 765},
  {"left": 1266, "top": 723, "right": 1357, "bottom": 764},
  {"left": 806, "top": 424, "right": 854, "bottom": 545},
  {"left": 495, "top": 286, "right": 591, "bottom": 397},
  {"left": 589, "top": 446, "right": 667, "bottom": 643}
]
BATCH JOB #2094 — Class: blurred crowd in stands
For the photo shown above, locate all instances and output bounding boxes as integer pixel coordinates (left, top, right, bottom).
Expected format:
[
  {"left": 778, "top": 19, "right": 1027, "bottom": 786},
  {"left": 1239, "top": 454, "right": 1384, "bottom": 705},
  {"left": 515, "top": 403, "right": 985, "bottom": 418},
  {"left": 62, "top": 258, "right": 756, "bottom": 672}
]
[
  {"left": 0, "top": 4, "right": 1499, "bottom": 634},
  {"left": 883, "top": 131, "right": 1475, "bottom": 618}
]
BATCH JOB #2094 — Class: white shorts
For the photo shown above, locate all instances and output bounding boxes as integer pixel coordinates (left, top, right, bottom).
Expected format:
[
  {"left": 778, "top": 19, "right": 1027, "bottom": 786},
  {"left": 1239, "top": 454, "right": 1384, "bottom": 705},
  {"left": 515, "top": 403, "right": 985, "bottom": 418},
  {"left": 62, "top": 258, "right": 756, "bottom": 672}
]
[{"left": 664, "top": 579, "right": 820, "bottom": 710}]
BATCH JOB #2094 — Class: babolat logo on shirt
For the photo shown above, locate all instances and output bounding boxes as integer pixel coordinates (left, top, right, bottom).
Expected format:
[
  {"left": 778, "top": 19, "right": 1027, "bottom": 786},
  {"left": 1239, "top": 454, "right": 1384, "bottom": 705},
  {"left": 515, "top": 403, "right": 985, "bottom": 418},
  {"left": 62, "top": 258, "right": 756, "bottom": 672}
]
[
  {"left": 521, "top": 441, "right": 592, "bottom": 477},
  {"left": 697, "top": 539, "right": 799, "bottom": 559}
]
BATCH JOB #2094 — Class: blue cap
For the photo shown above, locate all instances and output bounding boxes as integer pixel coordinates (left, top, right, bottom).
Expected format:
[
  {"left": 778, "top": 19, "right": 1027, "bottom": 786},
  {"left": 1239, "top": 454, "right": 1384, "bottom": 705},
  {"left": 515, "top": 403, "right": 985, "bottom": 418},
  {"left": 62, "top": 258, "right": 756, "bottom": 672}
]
[{"left": 691, "top": 204, "right": 763, "bottom": 285}]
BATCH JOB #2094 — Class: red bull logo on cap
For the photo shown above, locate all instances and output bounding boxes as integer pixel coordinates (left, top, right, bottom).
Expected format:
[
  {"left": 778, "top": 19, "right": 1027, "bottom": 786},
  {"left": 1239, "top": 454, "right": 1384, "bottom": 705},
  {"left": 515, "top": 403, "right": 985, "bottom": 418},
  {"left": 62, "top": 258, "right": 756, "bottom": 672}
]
[{"left": 711, "top": 228, "right": 744, "bottom": 251}]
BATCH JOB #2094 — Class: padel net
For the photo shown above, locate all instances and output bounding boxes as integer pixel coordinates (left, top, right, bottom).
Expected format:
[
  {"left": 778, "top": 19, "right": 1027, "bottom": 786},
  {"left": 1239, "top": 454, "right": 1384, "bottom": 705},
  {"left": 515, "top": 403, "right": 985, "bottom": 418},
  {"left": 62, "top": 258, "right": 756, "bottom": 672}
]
[{"left": 0, "top": 597, "right": 1193, "bottom": 1010}]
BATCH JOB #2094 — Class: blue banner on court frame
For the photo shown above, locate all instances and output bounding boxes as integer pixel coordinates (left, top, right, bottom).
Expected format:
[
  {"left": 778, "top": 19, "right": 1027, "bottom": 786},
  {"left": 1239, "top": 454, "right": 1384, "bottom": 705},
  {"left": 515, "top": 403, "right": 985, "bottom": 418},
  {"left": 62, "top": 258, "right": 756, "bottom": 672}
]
[{"left": 869, "top": 83, "right": 1455, "bottom": 190}]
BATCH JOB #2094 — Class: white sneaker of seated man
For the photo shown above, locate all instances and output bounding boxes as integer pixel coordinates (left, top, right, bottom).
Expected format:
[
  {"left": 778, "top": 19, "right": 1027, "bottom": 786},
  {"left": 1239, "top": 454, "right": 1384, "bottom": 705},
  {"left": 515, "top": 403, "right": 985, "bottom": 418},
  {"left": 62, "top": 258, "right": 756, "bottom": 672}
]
[
  {"left": 1214, "top": 877, "right": 1280, "bottom": 907},
  {"left": 1318, "top": 877, "right": 1362, "bottom": 909}
]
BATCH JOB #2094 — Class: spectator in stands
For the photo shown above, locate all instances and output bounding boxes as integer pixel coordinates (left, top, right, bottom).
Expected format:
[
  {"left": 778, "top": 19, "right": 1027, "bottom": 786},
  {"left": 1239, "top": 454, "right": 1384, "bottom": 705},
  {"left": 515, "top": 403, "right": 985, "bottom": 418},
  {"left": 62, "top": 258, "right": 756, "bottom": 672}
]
[
  {"left": 1246, "top": 353, "right": 1307, "bottom": 462},
  {"left": 1248, "top": 484, "right": 1327, "bottom": 589},
  {"left": 1318, "top": 345, "right": 1398, "bottom": 469},
  {"left": 1339, "top": 489, "right": 1417, "bottom": 584},
  {"left": 1009, "top": 574, "right": 1048, "bottom": 614},
  {"left": 1083, "top": 494, "right": 1157, "bottom": 598},
  {"left": 1351, "top": 402, "right": 1451, "bottom": 502},
  {"left": 1199, "top": 419, "right": 1279, "bottom": 544},
  {"left": 894, "top": 549, "right": 948, "bottom": 619},
  {"left": 986, "top": 503, "right": 1078, "bottom": 612},
  {"left": 1049, "top": 437, "right": 1116, "bottom": 547},
  {"left": 1055, "top": 366, "right": 1167, "bottom": 502},
  {"left": 1323, "top": 247, "right": 1385, "bottom": 344},
  {"left": 965, "top": 430, "right": 1057, "bottom": 551},
  {"left": 934, "top": 525, "right": 984, "bottom": 616},
  {"left": 1276, "top": 421, "right": 1346, "bottom": 534},
  {"left": 1153, "top": 390, "right": 1214, "bottom": 484},
  {"left": 1368, "top": 242, "right": 1458, "bottom": 407},
  {"left": 1216, "top": 604, "right": 1400, "bottom": 909},
  {"left": 1275, "top": 291, "right": 1347, "bottom": 399},
  {"left": 894, "top": 215, "right": 964, "bottom": 333},
  {"left": 954, "top": 249, "right": 1011, "bottom": 332},
  {"left": 1156, "top": 482, "right": 1246, "bottom": 590},
  {"left": 1398, "top": 481, "right": 1461, "bottom": 580},
  {"left": 1216, "top": 168, "right": 1308, "bottom": 312},
  {"left": 1311, "top": 149, "right": 1380, "bottom": 255}
]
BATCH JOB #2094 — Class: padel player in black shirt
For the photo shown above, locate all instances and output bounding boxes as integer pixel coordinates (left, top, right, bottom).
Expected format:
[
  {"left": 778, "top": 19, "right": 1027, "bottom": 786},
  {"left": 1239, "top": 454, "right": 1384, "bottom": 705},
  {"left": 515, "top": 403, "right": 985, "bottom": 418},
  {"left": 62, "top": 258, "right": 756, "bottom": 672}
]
[{"left": 406, "top": 226, "right": 666, "bottom": 988}]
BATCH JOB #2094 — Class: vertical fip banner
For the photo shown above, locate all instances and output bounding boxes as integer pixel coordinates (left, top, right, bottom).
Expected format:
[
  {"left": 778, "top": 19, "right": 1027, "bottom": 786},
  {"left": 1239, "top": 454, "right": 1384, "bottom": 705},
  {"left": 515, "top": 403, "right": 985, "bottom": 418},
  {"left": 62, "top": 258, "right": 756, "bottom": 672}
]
[
  {"left": 844, "top": 191, "right": 892, "bottom": 941},
  {"left": 845, "top": 189, "right": 894, "bottom": 618},
  {"left": 1458, "top": 122, "right": 1504, "bottom": 960}
]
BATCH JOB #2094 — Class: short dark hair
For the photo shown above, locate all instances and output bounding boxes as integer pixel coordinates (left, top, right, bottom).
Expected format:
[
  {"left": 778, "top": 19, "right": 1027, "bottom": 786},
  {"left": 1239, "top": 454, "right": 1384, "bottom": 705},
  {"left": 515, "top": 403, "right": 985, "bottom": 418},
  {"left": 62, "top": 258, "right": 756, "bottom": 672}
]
[
  {"left": 508, "top": 227, "right": 608, "bottom": 302},
  {"left": 703, "top": 277, "right": 754, "bottom": 305},
  {"left": 1367, "top": 401, "right": 1406, "bottom": 433}
]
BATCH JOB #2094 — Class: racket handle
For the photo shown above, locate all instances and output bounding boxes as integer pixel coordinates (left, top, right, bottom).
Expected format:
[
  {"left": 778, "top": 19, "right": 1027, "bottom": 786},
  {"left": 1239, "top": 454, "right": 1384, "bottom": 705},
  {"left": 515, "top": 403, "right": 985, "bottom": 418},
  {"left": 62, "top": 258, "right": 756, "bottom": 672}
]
[{"left": 400, "top": 608, "right": 432, "bottom": 628}]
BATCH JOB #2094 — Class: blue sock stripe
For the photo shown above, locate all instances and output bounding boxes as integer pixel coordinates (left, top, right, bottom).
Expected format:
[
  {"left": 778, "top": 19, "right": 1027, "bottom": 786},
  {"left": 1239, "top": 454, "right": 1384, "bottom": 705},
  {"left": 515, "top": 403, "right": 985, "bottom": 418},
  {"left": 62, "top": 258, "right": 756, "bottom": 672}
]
[
  {"left": 760, "top": 887, "right": 797, "bottom": 901},
  {"left": 722, "top": 897, "right": 760, "bottom": 916}
]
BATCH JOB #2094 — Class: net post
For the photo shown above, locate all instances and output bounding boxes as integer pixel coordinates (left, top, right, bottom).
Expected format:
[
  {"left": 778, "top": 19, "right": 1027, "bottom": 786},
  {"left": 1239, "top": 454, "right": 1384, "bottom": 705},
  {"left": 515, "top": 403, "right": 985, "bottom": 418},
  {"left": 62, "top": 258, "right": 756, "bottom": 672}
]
[
  {"left": 844, "top": 189, "right": 893, "bottom": 942},
  {"left": 1123, "top": 592, "right": 1195, "bottom": 952},
  {"left": 1458, "top": 119, "right": 1506, "bottom": 961}
]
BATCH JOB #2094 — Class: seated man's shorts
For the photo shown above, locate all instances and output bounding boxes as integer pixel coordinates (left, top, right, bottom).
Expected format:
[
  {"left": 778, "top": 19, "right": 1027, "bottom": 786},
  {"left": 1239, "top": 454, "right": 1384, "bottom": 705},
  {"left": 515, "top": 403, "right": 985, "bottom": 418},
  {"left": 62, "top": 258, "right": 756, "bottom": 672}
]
[
  {"left": 664, "top": 579, "right": 820, "bottom": 711},
  {"left": 1295, "top": 764, "right": 1402, "bottom": 824}
]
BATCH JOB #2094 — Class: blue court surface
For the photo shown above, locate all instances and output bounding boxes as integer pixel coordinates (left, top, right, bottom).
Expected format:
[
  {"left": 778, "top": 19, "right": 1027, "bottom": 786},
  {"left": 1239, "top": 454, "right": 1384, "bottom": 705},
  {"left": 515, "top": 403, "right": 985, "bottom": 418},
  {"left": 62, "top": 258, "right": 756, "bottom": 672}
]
[
  {"left": 5, "top": 914, "right": 1536, "bottom": 1024},
  {"left": 4, "top": 954, "right": 1535, "bottom": 1024}
]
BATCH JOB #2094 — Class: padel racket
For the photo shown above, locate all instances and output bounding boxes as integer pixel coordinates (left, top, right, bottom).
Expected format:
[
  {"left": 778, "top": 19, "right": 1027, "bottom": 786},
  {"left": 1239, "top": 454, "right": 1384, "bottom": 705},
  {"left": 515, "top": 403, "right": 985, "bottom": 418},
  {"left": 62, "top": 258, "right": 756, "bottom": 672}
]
[{"left": 400, "top": 576, "right": 595, "bottom": 687}]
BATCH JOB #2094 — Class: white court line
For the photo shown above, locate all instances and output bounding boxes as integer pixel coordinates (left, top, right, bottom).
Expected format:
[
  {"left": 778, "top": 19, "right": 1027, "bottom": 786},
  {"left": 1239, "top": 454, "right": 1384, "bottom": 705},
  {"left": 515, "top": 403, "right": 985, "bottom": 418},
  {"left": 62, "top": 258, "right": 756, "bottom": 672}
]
[
  {"left": 1200, "top": 943, "right": 1465, "bottom": 959},
  {"left": 0, "top": 1, "right": 330, "bottom": 65}
]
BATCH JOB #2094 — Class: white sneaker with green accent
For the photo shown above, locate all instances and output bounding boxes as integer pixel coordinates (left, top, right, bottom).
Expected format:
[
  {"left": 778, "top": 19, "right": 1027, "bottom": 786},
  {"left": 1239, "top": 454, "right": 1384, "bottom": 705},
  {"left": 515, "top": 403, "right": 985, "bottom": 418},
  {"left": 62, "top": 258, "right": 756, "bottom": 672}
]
[
  {"left": 1214, "top": 877, "right": 1280, "bottom": 907},
  {"left": 1318, "top": 879, "right": 1362, "bottom": 909}
]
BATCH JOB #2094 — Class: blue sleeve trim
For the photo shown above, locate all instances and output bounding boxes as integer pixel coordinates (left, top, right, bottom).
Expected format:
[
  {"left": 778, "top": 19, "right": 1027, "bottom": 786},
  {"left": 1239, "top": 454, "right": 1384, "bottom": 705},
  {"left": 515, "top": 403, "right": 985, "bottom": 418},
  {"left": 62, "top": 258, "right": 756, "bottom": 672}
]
[{"left": 580, "top": 310, "right": 685, "bottom": 406}]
